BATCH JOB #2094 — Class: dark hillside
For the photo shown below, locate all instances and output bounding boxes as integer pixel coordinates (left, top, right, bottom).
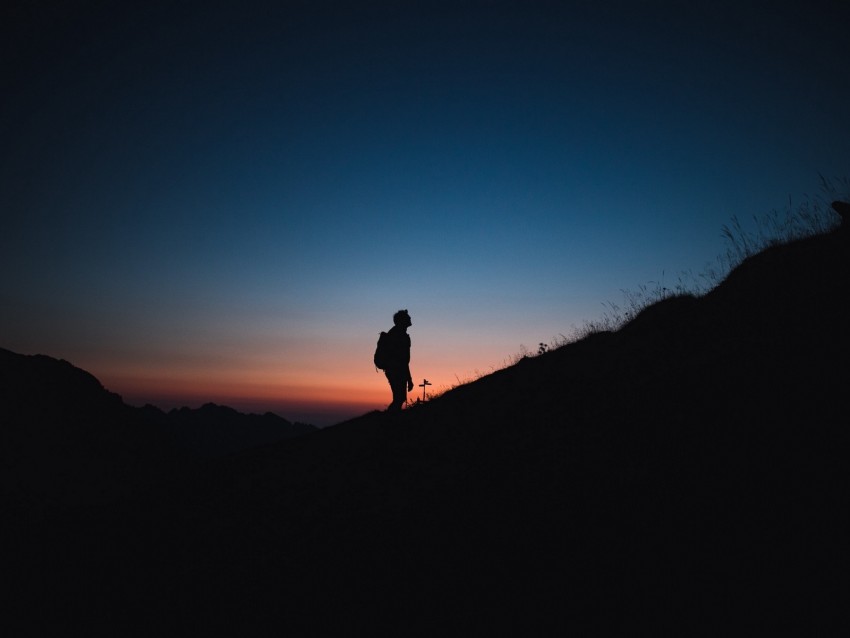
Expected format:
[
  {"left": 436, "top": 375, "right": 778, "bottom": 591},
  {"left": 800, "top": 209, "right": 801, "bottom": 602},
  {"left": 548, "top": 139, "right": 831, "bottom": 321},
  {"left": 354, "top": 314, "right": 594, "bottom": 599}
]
[
  {"left": 0, "top": 352, "right": 318, "bottom": 510},
  {"left": 166, "top": 402, "right": 317, "bottom": 458},
  {"left": 5, "top": 216, "right": 849, "bottom": 634},
  {"left": 0, "top": 349, "right": 185, "bottom": 508}
]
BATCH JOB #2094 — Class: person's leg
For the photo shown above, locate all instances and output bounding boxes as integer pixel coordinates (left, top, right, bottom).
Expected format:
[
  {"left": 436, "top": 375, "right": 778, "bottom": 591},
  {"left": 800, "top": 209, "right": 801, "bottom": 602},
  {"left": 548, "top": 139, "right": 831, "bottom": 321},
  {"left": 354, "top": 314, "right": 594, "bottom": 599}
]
[{"left": 386, "top": 372, "right": 407, "bottom": 411}]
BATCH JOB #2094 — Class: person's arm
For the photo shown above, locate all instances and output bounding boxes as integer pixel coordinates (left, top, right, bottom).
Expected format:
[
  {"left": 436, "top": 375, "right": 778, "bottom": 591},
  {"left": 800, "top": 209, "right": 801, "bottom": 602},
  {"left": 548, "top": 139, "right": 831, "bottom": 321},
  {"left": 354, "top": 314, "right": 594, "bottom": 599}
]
[{"left": 405, "top": 334, "right": 413, "bottom": 391}]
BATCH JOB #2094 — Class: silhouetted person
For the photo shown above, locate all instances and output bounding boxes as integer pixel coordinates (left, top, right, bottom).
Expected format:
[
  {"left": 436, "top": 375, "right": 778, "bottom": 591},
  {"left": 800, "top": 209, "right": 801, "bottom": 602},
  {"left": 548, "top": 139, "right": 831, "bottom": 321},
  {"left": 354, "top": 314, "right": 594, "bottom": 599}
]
[{"left": 382, "top": 309, "right": 414, "bottom": 412}]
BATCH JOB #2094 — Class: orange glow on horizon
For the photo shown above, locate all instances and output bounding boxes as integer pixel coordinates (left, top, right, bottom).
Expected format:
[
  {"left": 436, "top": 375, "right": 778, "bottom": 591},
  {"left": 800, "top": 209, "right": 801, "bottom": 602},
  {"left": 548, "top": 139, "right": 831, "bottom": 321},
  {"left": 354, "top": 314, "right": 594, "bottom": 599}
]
[
  {"left": 80, "top": 332, "right": 518, "bottom": 426},
  {"left": 100, "top": 368, "right": 416, "bottom": 426}
]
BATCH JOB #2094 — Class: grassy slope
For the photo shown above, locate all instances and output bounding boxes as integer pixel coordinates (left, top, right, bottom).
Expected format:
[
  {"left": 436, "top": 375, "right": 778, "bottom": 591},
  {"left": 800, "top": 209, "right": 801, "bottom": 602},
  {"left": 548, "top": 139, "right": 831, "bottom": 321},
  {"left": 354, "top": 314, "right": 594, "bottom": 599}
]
[{"left": 6, "top": 223, "right": 849, "bottom": 635}]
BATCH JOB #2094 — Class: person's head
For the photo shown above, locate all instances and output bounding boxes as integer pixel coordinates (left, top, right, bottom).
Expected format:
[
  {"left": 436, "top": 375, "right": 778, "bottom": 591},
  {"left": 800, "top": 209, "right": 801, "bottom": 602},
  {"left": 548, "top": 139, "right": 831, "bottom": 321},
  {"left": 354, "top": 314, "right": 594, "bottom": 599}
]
[{"left": 393, "top": 309, "right": 412, "bottom": 328}]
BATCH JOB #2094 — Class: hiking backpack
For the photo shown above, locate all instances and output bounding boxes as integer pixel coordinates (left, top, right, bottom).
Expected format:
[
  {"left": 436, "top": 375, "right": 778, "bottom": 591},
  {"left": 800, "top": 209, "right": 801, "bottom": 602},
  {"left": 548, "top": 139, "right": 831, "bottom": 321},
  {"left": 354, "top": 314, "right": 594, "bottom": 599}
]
[{"left": 373, "top": 331, "right": 391, "bottom": 370}]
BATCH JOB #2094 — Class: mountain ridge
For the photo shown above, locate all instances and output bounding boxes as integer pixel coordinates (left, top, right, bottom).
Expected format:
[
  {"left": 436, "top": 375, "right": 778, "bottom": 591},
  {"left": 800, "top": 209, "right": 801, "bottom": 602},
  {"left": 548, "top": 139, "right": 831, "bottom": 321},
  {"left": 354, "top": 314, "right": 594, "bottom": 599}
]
[{"left": 0, "top": 349, "right": 317, "bottom": 507}]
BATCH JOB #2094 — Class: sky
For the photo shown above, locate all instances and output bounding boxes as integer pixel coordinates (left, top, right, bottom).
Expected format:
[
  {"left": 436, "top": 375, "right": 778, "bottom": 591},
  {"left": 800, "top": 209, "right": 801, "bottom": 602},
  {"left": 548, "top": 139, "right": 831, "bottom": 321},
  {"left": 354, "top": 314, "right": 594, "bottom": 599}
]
[{"left": 2, "top": 0, "right": 849, "bottom": 426}]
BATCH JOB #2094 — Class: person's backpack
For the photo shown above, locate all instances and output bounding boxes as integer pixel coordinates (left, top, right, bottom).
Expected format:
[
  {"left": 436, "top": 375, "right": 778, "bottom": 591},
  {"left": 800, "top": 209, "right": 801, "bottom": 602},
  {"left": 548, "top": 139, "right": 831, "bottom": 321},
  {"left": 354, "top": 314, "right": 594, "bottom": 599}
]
[{"left": 373, "top": 331, "right": 391, "bottom": 370}]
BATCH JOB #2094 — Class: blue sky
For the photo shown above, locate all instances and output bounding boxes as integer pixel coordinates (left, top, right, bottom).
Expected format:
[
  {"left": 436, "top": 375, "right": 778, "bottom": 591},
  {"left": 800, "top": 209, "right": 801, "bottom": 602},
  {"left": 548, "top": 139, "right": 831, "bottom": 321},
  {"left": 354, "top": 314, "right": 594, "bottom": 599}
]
[{"left": 2, "top": 1, "right": 849, "bottom": 425}]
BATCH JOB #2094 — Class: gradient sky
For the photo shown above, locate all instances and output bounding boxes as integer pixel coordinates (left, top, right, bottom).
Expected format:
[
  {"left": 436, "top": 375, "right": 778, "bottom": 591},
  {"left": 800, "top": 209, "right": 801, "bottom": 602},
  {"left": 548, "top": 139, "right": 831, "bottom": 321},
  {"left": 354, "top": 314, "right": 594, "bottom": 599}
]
[{"left": 3, "top": 0, "right": 849, "bottom": 425}]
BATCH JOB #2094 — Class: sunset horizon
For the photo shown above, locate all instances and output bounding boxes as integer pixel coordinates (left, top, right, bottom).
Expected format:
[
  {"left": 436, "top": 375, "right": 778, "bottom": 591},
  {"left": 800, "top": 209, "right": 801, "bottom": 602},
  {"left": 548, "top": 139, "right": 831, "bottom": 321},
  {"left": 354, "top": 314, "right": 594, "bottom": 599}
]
[{"left": 3, "top": 1, "right": 849, "bottom": 427}]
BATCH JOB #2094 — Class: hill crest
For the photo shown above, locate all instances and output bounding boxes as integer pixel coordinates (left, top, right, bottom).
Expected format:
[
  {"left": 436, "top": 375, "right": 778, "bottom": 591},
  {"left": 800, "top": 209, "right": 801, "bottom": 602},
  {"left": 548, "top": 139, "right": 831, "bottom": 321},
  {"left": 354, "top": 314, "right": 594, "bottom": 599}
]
[{"left": 3, "top": 208, "right": 849, "bottom": 632}]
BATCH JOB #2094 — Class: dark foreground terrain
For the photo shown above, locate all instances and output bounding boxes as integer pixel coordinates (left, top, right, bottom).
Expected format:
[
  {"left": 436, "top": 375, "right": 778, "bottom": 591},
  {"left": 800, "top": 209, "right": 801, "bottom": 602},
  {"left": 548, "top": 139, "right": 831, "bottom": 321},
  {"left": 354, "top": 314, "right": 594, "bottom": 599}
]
[{"left": 3, "top": 216, "right": 849, "bottom": 635}]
